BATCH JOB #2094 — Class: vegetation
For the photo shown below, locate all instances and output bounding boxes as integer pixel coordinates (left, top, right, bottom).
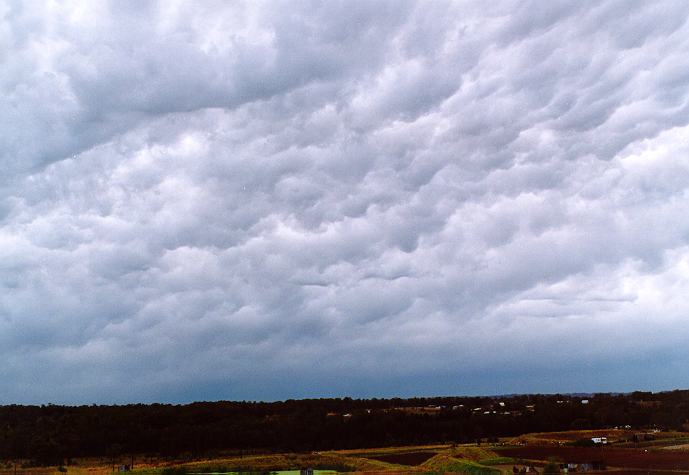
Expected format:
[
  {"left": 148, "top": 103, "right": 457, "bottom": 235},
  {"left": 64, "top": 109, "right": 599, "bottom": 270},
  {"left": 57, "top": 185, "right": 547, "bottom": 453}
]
[
  {"left": 568, "top": 438, "right": 597, "bottom": 447},
  {"left": 0, "top": 390, "right": 687, "bottom": 467},
  {"left": 421, "top": 454, "right": 500, "bottom": 475},
  {"left": 478, "top": 457, "right": 519, "bottom": 465},
  {"left": 542, "top": 459, "right": 560, "bottom": 475}
]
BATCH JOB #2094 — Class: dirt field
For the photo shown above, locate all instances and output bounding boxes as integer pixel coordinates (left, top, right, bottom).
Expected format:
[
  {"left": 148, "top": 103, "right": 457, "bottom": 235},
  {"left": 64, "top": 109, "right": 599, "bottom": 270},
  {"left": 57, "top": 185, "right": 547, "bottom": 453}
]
[{"left": 499, "top": 446, "right": 689, "bottom": 470}]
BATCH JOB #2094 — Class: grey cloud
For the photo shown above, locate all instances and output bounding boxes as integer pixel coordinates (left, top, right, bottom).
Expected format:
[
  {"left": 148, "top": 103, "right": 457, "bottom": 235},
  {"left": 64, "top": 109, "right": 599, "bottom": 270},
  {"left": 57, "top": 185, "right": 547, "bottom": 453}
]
[
  {"left": 2, "top": 0, "right": 689, "bottom": 403},
  {"left": 1, "top": 0, "right": 412, "bottom": 181}
]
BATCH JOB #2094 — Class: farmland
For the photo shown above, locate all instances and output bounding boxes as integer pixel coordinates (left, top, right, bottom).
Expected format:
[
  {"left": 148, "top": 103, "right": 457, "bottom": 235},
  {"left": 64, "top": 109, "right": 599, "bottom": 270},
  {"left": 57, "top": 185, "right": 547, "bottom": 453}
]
[
  {"left": 498, "top": 444, "right": 689, "bottom": 471},
  {"left": 1, "top": 391, "right": 688, "bottom": 474},
  {"left": 168, "top": 432, "right": 689, "bottom": 474},
  {"left": 3, "top": 430, "right": 689, "bottom": 475}
]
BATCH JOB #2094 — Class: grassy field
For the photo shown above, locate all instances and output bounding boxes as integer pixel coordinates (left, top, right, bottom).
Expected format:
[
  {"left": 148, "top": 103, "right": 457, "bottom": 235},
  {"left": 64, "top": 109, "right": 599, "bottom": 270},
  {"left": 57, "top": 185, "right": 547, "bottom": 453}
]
[
  {"left": 0, "top": 445, "right": 495, "bottom": 475},
  {"left": 3, "top": 430, "right": 689, "bottom": 475},
  {"left": 419, "top": 454, "right": 500, "bottom": 475}
]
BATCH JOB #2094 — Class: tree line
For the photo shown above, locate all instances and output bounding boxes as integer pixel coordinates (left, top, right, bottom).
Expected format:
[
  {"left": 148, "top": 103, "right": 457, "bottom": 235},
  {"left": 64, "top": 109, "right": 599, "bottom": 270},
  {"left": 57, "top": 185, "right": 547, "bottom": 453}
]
[{"left": 0, "top": 390, "right": 687, "bottom": 466}]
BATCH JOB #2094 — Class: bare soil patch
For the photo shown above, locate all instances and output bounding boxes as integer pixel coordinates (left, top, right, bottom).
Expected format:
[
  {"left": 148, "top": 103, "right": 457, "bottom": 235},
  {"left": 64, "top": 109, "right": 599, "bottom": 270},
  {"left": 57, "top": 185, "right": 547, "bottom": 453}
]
[{"left": 500, "top": 446, "right": 689, "bottom": 470}]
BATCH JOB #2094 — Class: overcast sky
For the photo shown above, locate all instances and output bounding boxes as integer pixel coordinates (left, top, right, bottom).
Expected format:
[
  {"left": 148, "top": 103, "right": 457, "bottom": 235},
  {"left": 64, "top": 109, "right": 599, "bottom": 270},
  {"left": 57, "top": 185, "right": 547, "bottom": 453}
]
[{"left": 3, "top": 0, "right": 689, "bottom": 404}]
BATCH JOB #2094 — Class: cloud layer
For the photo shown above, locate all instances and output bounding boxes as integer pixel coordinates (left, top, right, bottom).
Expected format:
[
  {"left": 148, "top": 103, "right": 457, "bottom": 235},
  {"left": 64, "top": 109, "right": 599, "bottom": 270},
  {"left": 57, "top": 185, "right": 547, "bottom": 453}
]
[{"left": 2, "top": 0, "right": 689, "bottom": 403}]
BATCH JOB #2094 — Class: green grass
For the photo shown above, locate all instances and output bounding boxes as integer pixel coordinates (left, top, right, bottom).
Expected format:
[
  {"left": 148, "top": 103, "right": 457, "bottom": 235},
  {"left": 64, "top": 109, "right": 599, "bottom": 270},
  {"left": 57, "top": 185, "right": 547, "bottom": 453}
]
[
  {"left": 135, "top": 452, "right": 399, "bottom": 474},
  {"left": 422, "top": 454, "right": 500, "bottom": 475},
  {"left": 435, "top": 459, "right": 500, "bottom": 475},
  {"left": 478, "top": 457, "right": 518, "bottom": 466}
]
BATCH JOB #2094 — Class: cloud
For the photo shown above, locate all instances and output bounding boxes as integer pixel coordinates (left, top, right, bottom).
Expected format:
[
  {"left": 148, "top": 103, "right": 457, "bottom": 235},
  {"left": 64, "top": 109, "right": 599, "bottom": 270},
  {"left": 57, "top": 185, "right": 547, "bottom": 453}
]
[{"left": 2, "top": 0, "right": 689, "bottom": 403}]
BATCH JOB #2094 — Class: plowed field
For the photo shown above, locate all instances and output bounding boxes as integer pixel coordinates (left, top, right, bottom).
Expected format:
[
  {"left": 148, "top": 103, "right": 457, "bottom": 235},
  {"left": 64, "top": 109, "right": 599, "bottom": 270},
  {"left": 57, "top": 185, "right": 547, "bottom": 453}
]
[{"left": 500, "top": 446, "right": 689, "bottom": 470}]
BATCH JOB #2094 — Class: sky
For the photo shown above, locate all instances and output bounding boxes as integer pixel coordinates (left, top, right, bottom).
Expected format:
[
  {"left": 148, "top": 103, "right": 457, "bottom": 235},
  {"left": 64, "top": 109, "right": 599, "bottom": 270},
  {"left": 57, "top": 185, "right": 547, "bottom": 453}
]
[{"left": 2, "top": 0, "right": 689, "bottom": 404}]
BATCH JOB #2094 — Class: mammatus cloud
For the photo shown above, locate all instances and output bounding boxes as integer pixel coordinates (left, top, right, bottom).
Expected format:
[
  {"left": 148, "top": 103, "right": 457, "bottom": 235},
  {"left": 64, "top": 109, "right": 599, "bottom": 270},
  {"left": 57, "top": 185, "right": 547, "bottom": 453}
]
[{"left": 2, "top": 0, "right": 689, "bottom": 403}]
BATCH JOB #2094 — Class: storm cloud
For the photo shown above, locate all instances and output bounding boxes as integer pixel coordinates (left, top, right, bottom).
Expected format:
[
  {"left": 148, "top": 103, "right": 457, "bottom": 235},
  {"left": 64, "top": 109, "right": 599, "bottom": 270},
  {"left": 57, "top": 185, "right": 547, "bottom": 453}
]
[{"left": 2, "top": 0, "right": 689, "bottom": 403}]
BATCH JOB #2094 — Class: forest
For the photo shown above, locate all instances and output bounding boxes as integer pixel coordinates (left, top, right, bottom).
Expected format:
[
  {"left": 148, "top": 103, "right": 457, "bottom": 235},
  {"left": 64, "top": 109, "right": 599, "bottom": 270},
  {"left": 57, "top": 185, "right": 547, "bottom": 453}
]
[{"left": 1, "top": 390, "right": 687, "bottom": 466}]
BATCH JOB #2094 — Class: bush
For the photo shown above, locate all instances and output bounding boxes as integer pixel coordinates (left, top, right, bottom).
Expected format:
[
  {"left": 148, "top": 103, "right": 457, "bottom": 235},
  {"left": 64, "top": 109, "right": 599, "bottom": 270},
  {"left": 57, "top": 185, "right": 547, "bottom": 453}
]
[
  {"left": 543, "top": 457, "right": 560, "bottom": 475},
  {"left": 161, "top": 467, "right": 189, "bottom": 475},
  {"left": 569, "top": 438, "right": 597, "bottom": 447}
]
